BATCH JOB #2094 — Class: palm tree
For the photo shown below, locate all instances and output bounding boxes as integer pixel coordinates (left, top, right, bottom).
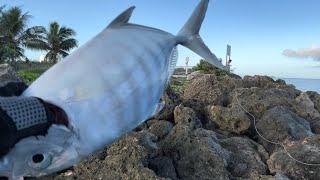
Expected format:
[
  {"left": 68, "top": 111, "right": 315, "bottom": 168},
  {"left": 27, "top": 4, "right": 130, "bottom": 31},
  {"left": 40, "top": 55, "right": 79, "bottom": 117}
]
[
  {"left": 26, "top": 22, "right": 78, "bottom": 63},
  {"left": 0, "top": 6, "right": 42, "bottom": 63}
]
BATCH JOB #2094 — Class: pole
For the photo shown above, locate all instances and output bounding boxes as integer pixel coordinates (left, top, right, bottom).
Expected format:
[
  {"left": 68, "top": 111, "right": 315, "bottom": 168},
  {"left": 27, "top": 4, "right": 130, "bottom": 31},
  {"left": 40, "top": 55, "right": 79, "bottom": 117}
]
[{"left": 185, "top": 57, "right": 189, "bottom": 75}]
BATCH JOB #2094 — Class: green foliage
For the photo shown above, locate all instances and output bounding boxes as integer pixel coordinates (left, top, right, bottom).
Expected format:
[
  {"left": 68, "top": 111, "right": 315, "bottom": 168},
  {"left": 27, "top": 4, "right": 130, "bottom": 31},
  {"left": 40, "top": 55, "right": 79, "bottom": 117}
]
[
  {"left": 18, "top": 70, "right": 41, "bottom": 84},
  {"left": 170, "top": 78, "right": 189, "bottom": 93},
  {"left": 16, "top": 61, "right": 53, "bottom": 84},
  {"left": 0, "top": 6, "right": 31, "bottom": 62},
  {"left": 25, "top": 21, "right": 78, "bottom": 63},
  {"left": 192, "top": 59, "right": 230, "bottom": 76},
  {"left": 0, "top": 6, "right": 78, "bottom": 64}
]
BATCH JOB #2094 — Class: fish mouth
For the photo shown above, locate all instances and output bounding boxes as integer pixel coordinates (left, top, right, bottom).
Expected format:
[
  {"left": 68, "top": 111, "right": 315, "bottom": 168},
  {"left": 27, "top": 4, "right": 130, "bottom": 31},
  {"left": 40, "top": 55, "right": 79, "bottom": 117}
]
[{"left": 0, "top": 157, "right": 12, "bottom": 178}]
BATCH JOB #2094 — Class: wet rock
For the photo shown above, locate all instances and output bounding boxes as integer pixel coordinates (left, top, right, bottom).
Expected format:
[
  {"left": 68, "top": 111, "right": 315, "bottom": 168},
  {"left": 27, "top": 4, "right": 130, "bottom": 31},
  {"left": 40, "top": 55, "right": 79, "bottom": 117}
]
[
  {"left": 267, "top": 135, "right": 320, "bottom": 180},
  {"left": 162, "top": 125, "right": 230, "bottom": 180},
  {"left": 0, "top": 64, "right": 23, "bottom": 86},
  {"left": 148, "top": 120, "right": 173, "bottom": 139},
  {"left": 173, "top": 104, "right": 202, "bottom": 129},
  {"left": 205, "top": 105, "right": 251, "bottom": 134},
  {"left": 256, "top": 106, "right": 313, "bottom": 153},
  {"left": 307, "top": 91, "right": 320, "bottom": 113},
  {"left": 220, "top": 137, "right": 269, "bottom": 178},
  {"left": 155, "top": 86, "right": 181, "bottom": 122}
]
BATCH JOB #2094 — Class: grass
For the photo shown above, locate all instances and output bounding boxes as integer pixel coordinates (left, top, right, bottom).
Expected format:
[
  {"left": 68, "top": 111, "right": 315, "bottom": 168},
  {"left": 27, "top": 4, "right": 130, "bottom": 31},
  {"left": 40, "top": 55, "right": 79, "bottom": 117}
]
[
  {"left": 170, "top": 78, "right": 189, "bottom": 93},
  {"left": 15, "top": 61, "right": 53, "bottom": 84},
  {"left": 18, "top": 70, "right": 43, "bottom": 84}
]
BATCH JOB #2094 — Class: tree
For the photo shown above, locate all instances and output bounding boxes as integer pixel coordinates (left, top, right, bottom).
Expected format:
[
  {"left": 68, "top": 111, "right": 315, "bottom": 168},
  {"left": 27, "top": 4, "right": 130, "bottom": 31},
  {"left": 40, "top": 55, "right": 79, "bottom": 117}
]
[
  {"left": 0, "top": 6, "right": 42, "bottom": 63},
  {"left": 26, "top": 22, "right": 78, "bottom": 63}
]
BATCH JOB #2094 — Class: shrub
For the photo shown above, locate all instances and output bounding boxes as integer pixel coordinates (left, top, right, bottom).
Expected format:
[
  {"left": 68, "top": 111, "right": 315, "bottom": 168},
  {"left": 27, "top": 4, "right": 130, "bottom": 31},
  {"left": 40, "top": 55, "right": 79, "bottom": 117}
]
[{"left": 192, "top": 59, "right": 230, "bottom": 76}]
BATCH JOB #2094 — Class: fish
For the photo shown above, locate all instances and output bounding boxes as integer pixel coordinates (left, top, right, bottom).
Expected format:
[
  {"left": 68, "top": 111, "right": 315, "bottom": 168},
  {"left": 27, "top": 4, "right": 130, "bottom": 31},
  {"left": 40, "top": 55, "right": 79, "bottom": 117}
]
[{"left": 0, "top": 0, "right": 224, "bottom": 179}]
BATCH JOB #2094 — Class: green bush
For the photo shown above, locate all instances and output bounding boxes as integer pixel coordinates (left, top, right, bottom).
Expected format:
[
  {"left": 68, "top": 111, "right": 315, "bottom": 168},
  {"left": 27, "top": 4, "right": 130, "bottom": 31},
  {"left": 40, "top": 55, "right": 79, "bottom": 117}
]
[
  {"left": 18, "top": 70, "right": 42, "bottom": 84},
  {"left": 192, "top": 59, "right": 229, "bottom": 76}
]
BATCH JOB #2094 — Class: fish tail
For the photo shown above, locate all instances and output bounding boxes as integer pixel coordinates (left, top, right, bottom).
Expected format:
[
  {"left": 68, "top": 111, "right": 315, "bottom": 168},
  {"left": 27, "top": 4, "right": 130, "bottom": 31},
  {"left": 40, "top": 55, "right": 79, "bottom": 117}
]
[{"left": 176, "top": 0, "right": 225, "bottom": 69}]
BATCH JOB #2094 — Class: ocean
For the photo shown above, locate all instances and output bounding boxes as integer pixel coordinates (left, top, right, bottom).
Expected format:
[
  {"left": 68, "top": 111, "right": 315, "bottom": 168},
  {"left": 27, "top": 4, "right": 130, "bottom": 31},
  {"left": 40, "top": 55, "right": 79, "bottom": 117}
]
[{"left": 281, "top": 78, "right": 320, "bottom": 93}]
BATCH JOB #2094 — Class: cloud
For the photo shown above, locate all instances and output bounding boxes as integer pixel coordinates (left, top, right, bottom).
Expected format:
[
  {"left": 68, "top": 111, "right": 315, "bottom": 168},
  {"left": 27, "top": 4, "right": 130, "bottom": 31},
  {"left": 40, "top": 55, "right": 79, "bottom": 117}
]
[{"left": 283, "top": 45, "right": 320, "bottom": 61}]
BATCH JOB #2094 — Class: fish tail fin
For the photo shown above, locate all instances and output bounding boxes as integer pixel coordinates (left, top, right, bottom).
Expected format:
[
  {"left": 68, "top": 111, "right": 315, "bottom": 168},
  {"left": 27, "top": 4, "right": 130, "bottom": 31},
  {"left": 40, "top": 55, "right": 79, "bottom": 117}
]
[{"left": 176, "top": 0, "right": 225, "bottom": 69}]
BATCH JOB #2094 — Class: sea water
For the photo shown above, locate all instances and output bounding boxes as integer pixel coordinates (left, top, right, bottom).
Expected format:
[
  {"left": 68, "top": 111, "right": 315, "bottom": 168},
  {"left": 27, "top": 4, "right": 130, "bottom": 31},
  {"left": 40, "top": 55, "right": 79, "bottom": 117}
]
[{"left": 281, "top": 78, "right": 320, "bottom": 93}]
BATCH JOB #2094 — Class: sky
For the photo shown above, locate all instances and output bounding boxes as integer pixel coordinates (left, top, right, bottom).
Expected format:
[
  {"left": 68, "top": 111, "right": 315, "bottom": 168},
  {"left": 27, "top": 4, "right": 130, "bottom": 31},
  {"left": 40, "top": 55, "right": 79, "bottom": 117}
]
[{"left": 1, "top": 0, "right": 320, "bottom": 79}]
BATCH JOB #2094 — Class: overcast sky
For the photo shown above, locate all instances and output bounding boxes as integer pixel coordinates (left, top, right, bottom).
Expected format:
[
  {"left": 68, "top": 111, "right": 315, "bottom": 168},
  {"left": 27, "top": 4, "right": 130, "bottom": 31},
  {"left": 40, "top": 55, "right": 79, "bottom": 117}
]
[{"left": 1, "top": 0, "right": 320, "bottom": 79}]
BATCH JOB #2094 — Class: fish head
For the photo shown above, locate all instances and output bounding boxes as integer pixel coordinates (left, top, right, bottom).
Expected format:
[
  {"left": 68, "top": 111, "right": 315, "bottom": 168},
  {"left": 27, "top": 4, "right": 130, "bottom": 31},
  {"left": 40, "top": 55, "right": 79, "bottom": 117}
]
[{"left": 0, "top": 125, "right": 80, "bottom": 179}]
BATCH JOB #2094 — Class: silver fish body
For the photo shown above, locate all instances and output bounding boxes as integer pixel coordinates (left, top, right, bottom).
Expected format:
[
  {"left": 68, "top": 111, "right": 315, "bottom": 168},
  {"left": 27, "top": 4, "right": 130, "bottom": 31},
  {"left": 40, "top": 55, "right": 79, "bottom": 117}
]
[
  {"left": 23, "top": 24, "right": 178, "bottom": 155},
  {"left": 0, "top": 0, "right": 225, "bottom": 179}
]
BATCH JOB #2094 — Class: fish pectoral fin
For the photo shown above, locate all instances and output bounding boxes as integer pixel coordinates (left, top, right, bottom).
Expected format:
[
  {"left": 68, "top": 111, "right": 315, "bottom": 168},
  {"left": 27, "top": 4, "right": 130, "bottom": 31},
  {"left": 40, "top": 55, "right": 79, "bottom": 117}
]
[{"left": 107, "top": 6, "right": 135, "bottom": 28}]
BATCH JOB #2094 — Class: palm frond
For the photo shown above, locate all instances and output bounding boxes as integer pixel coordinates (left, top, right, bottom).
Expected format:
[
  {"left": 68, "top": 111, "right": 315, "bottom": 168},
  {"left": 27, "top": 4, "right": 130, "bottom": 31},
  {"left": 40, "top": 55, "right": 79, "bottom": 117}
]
[
  {"left": 58, "top": 27, "right": 76, "bottom": 40},
  {"left": 60, "top": 38, "right": 78, "bottom": 51},
  {"left": 58, "top": 50, "right": 69, "bottom": 57}
]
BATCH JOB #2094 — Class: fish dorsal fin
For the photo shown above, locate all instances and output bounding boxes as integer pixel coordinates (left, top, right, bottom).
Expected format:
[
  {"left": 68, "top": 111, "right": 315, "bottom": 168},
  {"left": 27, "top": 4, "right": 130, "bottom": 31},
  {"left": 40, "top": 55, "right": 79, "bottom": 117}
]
[{"left": 107, "top": 6, "right": 135, "bottom": 28}]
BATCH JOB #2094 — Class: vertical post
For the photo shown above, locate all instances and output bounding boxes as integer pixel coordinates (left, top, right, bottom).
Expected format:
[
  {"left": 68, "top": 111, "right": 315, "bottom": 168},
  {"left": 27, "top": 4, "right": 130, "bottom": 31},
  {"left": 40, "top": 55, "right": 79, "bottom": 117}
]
[
  {"left": 226, "top": 45, "right": 231, "bottom": 72},
  {"left": 185, "top": 57, "right": 189, "bottom": 75}
]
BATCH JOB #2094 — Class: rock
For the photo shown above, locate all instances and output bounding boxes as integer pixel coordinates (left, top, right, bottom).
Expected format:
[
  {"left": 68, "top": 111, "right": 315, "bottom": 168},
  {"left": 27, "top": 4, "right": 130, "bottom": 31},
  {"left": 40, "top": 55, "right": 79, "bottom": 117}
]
[
  {"left": 293, "top": 92, "right": 320, "bottom": 120},
  {"left": 256, "top": 173, "right": 290, "bottom": 180},
  {"left": 307, "top": 91, "right": 320, "bottom": 113},
  {"left": 149, "top": 156, "right": 178, "bottom": 180},
  {"left": 47, "top": 131, "right": 167, "bottom": 180},
  {"left": 155, "top": 86, "right": 181, "bottom": 122},
  {"left": 293, "top": 92, "right": 320, "bottom": 134},
  {"left": 230, "top": 88, "right": 296, "bottom": 119},
  {"left": 243, "top": 76, "right": 301, "bottom": 96},
  {"left": 186, "top": 71, "right": 203, "bottom": 80},
  {"left": 242, "top": 75, "right": 296, "bottom": 90},
  {"left": 0, "top": 64, "right": 23, "bottom": 86},
  {"left": 205, "top": 105, "right": 251, "bottom": 134},
  {"left": 0, "top": 82, "right": 27, "bottom": 97},
  {"left": 182, "top": 74, "right": 226, "bottom": 107},
  {"left": 173, "top": 104, "right": 202, "bottom": 129},
  {"left": 243, "top": 75, "right": 276, "bottom": 89},
  {"left": 256, "top": 106, "right": 313, "bottom": 153},
  {"left": 182, "top": 74, "right": 242, "bottom": 114},
  {"left": 267, "top": 135, "right": 320, "bottom": 180},
  {"left": 162, "top": 125, "right": 230, "bottom": 180},
  {"left": 0, "top": 64, "right": 27, "bottom": 96},
  {"left": 148, "top": 120, "right": 173, "bottom": 139},
  {"left": 220, "top": 137, "right": 269, "bottom": 178}
]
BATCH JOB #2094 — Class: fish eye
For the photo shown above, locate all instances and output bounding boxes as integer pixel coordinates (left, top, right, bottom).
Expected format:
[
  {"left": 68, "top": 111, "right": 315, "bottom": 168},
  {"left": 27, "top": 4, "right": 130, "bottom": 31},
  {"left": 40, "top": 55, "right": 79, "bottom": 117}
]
[
  {"left": 28, "top": 153, "right": 52, "bottom": 170},
  {"left": 32, "top": 154, "right": 44, "bottom": 163}
]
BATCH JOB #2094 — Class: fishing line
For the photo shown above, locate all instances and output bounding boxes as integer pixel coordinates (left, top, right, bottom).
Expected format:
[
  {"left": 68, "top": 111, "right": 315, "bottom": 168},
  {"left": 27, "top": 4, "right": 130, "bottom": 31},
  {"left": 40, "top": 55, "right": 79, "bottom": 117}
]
[{"left": 234, "top": 92, "right": 320, "bottom": 166}]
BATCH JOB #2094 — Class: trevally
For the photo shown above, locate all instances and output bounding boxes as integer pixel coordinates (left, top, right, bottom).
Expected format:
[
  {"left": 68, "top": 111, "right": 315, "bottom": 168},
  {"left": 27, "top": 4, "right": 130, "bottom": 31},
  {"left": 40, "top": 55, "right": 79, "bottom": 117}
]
[{"left": 0, "top": 0, "right": 224, "bottom": 179}]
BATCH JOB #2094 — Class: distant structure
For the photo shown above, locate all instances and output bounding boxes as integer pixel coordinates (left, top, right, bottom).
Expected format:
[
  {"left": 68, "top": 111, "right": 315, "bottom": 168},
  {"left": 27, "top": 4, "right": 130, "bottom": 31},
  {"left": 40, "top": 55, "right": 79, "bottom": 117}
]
[
  {"left": 225, "top": 44, "right": 232, "bottom": 72},
  {"left": 39, "top": 54, "right": 46, "bottom": 62},
  {"left": 185, "top": 57, "right": 190, "bottom": 75}
]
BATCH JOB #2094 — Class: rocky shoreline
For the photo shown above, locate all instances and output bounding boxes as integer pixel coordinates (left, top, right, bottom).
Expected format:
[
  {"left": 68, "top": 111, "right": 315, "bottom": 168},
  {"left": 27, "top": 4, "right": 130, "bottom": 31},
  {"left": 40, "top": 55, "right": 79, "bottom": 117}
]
[{"left": 1, "top": 65, "right": 320, "bottom": 180}]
